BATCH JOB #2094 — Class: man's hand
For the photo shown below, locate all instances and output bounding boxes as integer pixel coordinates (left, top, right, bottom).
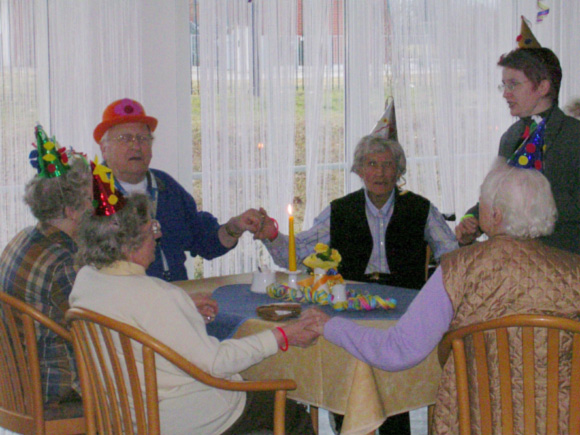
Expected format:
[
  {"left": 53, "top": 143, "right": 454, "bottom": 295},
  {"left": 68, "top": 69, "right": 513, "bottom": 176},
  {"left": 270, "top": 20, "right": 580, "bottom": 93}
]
[
  {"left": 219, "top": 208, "right": 264, "bottom": 247},
  {"left": 252, "top": 208, "right": 278, "bottom": 241},
  {"left": 190, "top": 292, "right": 218, "bottom": 324},
  {"left": 455, "top": 216, "right": 482, "bottom": 246}
]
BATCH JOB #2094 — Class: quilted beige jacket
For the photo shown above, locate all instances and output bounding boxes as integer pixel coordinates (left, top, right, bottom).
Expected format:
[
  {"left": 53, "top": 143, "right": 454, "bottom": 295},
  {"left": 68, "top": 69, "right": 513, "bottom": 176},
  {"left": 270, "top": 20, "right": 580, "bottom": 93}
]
[{"left": 434, "top": 236, "right": 580, "bottom": 434}]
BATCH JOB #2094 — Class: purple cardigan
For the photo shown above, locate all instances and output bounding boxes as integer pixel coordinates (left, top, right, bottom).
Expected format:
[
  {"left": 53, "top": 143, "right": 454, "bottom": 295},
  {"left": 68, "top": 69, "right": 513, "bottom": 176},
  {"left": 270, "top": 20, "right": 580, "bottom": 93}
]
[{"left": 323, "top": 267, "right": 453, "bottom": 371}]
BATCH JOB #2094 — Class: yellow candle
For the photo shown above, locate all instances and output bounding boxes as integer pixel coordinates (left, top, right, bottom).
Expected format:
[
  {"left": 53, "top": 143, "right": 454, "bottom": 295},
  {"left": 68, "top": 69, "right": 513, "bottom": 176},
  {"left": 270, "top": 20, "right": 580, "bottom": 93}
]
[{"left": 288, "top": 204, "right": 297, "bottom": 271}]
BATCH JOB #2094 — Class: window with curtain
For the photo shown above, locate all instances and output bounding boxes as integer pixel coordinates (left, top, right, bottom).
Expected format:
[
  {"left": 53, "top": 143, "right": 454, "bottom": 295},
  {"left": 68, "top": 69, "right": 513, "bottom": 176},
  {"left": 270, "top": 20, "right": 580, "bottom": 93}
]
[
  {"left": 191, "top": 0, "right": 580, "bottom": 278},
  {"left": 0, "top": 1, "right": 38, "bottom": 253}
]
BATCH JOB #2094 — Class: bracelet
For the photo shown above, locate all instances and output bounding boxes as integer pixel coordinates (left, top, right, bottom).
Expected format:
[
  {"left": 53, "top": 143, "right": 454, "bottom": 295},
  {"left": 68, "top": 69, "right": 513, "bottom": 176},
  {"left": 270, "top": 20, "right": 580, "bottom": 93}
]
[
  {"left": 224, "top": 224, "right": 243, "bottom": 239},
  {"left": 460, "top": 213, "right": 475, "bottom": 222},
  {"left": 276, "top": 327, "right": 289, "bottom": 351},
  {"left": 268, "top": 218, "right": 279, "bottom": 241}
]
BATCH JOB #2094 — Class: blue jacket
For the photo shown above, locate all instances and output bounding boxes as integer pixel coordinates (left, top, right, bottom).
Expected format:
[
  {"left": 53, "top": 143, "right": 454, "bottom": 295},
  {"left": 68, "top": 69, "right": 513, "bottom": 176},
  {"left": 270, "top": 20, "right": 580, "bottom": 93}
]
[{"left": 147, "top": 169, "right": 232, "bottom": 281}]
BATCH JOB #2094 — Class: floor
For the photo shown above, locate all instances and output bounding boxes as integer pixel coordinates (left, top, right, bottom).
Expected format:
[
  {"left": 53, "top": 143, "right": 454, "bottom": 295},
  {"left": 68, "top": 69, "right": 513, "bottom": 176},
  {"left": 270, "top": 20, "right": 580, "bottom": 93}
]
[{"left": 317, "top": 406, "right": 429, "bottom": 435}]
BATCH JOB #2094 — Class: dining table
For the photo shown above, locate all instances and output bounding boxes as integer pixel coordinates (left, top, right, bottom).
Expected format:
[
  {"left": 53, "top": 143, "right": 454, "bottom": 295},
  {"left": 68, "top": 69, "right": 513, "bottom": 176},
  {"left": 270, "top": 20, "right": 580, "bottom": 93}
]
[{"left": 174, "top": 272, "right": 442, "bottom": 435}]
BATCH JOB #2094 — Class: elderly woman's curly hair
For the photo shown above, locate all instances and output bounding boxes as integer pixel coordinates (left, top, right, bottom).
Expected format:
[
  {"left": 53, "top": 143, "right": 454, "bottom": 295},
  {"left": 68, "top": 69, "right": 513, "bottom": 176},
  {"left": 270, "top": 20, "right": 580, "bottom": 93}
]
[
  {"left": 24, "top": 156, "right": 91, "bottom": 222},
  {"left": 76, "top": 194, "right": 152, "bottom": 269},
  {"left": 480, "top": 158, "right": 557, "bottom": 239},
  {"left": 350, "top": 135, "right": 407, "bottom": 181}
]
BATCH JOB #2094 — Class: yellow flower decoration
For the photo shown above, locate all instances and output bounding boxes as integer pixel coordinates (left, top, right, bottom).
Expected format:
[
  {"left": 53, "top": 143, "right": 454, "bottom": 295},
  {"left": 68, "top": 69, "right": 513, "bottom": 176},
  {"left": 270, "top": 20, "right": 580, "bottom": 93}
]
[
  {"left": 303, "top": 243, "right": 342, "bottom": 271},
  {"left": 314, "top": 243, "right": 328, "bottom": 253}
]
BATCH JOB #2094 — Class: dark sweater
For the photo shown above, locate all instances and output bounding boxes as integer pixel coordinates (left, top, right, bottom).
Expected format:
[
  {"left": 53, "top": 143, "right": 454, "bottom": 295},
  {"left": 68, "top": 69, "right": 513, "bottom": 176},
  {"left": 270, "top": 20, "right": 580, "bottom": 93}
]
[{"left": 330, "top": 188, "right": 430, "bottom": 289}]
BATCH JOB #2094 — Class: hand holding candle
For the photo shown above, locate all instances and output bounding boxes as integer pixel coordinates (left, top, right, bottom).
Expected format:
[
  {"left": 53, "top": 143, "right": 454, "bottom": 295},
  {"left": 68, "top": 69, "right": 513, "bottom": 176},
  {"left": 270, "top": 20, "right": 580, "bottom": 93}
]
[{"left": 288, "top": 204, "right": 297, "bottom": 271}]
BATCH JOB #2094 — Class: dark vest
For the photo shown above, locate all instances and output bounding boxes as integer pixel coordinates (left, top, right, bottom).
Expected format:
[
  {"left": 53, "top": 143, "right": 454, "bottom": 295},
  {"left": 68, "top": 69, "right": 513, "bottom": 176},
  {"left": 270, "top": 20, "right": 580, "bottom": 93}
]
[{"left": 329, "top": 188, "right": 430, "bottom": 289}]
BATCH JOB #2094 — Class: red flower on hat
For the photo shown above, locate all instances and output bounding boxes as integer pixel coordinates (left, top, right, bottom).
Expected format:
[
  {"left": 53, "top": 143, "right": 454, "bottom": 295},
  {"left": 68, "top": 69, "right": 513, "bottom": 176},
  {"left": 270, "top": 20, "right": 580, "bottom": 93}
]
[{"left": 113, "top": 99, "right": 144, "bottom": 117}]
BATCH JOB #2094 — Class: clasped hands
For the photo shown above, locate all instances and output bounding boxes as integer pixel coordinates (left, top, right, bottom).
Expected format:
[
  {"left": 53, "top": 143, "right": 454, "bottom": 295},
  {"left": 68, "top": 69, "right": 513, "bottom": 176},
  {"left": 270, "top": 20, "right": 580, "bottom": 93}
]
[
  {"left": 192, "top": 290, "right": 330, "bottom": 347},
  {"left": 223, "top": 207, "right": 279, "bottom": 242}
]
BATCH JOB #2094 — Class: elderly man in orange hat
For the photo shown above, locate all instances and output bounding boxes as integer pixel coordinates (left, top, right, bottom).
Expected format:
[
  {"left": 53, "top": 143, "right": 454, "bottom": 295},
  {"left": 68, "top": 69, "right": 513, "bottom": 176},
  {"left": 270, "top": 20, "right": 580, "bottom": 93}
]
[{"left": 94, "top": 98, "right": 264, "bottom": 282}]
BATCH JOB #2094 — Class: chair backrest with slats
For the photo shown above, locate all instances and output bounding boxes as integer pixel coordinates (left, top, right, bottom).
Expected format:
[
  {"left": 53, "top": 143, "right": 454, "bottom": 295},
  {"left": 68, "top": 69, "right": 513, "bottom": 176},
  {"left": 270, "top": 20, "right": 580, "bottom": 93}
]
[
  {"left": 0, "top": 290, "right": 84, "bottom": 435},
  {"left": 66, "top": 307, "right": 297, "bottom": 435},
  {"left": 438, "top": 314, "right": 580, "bottom": 435}
]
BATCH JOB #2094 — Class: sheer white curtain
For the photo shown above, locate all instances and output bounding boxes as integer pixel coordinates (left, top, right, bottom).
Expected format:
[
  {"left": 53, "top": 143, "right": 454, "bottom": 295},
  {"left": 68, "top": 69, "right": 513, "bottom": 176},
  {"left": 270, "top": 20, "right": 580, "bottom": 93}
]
[
  {"left": 0, "top": 0, "right": 144, "bottom": 257},
  {"left": 0, "top": 0, "right": 38, "bottom": 254},
  {"left": 198, "top": 0, "right": 298, "bottom": 276},
  {"left": 388, "top": 0, "right": 580, "bottom": 219},
  {"left": 302, "top": 0, "right": 345, "bottom": 228},
  {"left": 344, "top": 0, "right": 391, "bottom": 193}
]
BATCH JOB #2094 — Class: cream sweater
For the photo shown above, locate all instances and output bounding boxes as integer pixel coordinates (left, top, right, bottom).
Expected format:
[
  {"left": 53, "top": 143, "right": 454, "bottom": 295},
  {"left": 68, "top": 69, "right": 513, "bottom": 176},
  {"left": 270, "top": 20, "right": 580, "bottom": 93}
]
[{"left": 70, "top": 262, "right": 279, "bottom": 435}]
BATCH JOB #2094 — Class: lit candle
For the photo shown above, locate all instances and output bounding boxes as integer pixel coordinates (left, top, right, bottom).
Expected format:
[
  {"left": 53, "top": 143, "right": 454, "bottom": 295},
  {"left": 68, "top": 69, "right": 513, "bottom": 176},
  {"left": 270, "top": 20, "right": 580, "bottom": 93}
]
[{"left": 288, "top": 204, "right": 297, "bottom": 271}]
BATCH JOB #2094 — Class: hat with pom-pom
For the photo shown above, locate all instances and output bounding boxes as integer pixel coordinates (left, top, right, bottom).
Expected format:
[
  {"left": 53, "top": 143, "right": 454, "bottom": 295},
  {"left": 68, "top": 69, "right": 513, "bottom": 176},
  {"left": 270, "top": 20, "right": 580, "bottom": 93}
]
[
  {"left": 93, "top": 98, "right": 158, "bottom": 143},
  {"left": 91, "top": 156, "right": 126, "bottom": 216},
  {"left": 29, "top": 124, "right": 70, "bottom": 178},
  {"left": 516, "top": 16, "right": 541, "bottom": 49}
]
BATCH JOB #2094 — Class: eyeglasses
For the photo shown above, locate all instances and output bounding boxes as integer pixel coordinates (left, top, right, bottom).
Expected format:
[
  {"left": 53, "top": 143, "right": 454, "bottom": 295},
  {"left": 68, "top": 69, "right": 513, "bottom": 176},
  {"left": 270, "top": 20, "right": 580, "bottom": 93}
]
[
  {"left": 498, "top": 80, "right": 529, "bottom": 93},
  {"left": 108, "top": 134, "right": 154, "bottom": 146}
]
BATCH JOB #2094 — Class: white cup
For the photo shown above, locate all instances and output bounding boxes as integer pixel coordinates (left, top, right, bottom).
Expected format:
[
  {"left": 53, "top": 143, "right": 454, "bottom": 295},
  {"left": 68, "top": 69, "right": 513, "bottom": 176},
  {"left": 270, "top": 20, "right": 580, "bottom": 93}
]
[
  {"left": 251, "top": 270, "right": 277, "bottom": 293},
  {"left": 332, "top": 284, "right": 347, "bottom": 302}
]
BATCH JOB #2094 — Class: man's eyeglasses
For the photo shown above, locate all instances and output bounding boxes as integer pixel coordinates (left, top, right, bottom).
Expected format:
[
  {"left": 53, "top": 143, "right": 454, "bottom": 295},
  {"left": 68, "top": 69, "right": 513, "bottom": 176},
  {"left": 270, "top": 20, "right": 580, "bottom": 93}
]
[
  {"left": 108, "top": 134, "right": 154, "bottom": 146},
  {"left": 498, "top": 80, "right": 529, "bottom": 93}
]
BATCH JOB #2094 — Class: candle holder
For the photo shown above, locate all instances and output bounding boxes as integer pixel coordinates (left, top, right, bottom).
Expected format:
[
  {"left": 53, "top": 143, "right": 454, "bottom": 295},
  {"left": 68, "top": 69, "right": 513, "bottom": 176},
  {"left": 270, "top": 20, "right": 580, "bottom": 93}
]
[{"left": 287, "top": 271, "right": 300, "bottom": 289}]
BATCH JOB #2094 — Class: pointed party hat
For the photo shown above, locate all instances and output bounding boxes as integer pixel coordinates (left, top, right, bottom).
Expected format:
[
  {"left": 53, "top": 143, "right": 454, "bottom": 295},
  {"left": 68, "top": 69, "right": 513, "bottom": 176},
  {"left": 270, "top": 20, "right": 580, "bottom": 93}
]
[
  {"left": 29, "top": 125, "right": 70, "bottom": 178},
  {"left": 507, "top": 118, "right": 546, "bottom": 171},
  {"left": 516, "top": 16, "right": 541, "bottom": 49},
  {"left": 91, "top": 156, "right": 126, "bottom": 216},
  {"left": 370, "top": 97, "right": 397, "bottom": 141}
]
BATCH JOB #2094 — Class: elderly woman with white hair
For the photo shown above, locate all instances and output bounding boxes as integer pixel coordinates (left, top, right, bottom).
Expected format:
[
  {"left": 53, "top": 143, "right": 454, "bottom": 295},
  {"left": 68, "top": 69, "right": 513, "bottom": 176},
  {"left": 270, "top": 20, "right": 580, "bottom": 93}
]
[
  {"left": 308, "top": 159, "right": 580, "bottom": 434},
  {"left": 257, "top": 135, "right": 458, "bottom": 291},
  {"left": 70, "top": 192, "right": 318, "bottom": 435}
]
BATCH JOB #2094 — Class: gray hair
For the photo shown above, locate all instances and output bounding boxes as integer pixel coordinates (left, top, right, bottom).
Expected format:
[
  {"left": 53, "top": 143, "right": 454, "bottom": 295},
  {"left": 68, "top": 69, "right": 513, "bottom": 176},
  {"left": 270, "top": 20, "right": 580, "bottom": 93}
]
[
  {"left": 351, "top": 135, "right": 407, "bottom": 180},
  {"left": 24, "top": 156, "right": 91, "bottom": 222},
  {"left": 76, "top": 194, "right": 152, "bottom": 269},
  {"left": 565, "top": 98, "right": 580, "bottom": 119},
  {"left": 480, "top": 158, "right": 557, "bottom": 239}
]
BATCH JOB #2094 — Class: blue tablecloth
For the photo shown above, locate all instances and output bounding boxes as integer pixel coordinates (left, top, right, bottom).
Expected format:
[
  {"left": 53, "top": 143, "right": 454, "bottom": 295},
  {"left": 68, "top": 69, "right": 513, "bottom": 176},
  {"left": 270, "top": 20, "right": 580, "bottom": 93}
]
[{"left": 206, "top": 283, "right": 418, "bottom": 340}]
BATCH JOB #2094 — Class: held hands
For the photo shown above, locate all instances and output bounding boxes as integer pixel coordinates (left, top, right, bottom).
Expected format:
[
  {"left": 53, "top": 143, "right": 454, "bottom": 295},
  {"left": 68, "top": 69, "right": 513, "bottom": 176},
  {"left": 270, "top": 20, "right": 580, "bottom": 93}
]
[
  {"left": 222, "top": 208, "right": 278, "bottom": 242},
  {"left": 455, "top": 216, "right": 482, "bottom": 246},
  {"left": 191, "top": 292, "right": 218, "bottom": 324},
  {"left": 274, "top": 309, "right": 323, "bottom": 348},
  {"left": 302, "top": 307, "right": 330, "bottom": 335},
  {"left": 252, "top": 208, "right": 278, "bottom": 241}
]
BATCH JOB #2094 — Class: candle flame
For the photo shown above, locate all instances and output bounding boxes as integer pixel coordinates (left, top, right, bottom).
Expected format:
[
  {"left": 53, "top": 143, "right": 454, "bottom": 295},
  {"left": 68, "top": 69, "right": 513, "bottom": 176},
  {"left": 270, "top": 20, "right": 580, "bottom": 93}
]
[{"left": 287, "top": 204, "right": 293, "bottom": 215}]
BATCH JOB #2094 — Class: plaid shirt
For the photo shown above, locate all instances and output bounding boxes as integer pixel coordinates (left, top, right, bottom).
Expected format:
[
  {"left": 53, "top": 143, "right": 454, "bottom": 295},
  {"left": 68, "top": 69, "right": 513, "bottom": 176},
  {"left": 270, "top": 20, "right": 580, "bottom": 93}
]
[{"left": 0, "top": 223, "right": 79, "bottom": 403}]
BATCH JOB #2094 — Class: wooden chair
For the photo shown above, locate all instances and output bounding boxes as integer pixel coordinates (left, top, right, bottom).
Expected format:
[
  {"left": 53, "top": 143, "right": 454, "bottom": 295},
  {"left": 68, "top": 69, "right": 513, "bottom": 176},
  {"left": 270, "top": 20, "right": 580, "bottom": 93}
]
[
  {"left": 66, "top": 307, "right": 298, "bottom": 435},
  {"left": 0, "top": 291, "right": 85, "bottom": 435},
  {"left": 437, "top": 314, "right": 580, "bottom": 435}
]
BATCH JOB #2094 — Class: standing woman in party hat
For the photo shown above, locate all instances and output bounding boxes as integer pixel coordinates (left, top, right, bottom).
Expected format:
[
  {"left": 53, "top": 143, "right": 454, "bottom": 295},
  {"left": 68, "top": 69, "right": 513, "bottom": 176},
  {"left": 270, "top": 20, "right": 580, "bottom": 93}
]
[
  {"left": 456, "top": 16, "right": 580, "bottom": 254},
  {"left": 0, "top": 125, "right": 92, "bottom": 405}
]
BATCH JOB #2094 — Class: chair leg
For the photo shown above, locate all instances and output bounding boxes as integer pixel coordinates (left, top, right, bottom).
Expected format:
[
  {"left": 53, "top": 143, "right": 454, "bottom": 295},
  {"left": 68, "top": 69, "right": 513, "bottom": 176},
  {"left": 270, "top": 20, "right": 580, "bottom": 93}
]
[
  {"left": 310, "top": 405, "right": 319, "bottom": 434},
  {"left": 427, "top": 404, "right": 435, "bottom": 435}
]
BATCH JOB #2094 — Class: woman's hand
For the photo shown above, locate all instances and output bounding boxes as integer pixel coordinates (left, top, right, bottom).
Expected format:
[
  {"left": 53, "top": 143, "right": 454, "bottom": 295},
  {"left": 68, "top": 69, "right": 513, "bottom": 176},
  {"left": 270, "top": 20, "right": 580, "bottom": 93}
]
[
  {"left": 252, "top": 208, "right": 279, "bottom": 241},
  {"left": 301, "top": 307, "right": 331, "bottom": 335},
  {"left": 273, "top": 310, "right": 323, "bottom": 348},
  {"left": 455, "top": 216, "right": 482, "bottom": 246},
  {"left": 191, "top": 292, "right": 218, "bottom": 324}
]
